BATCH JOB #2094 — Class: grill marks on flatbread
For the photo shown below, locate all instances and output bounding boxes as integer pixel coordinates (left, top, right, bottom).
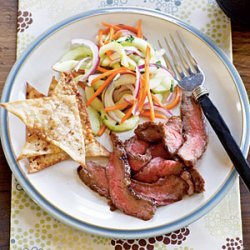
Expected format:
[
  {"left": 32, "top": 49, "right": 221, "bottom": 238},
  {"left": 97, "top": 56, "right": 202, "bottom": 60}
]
[{"left": 1, "top": 95, "right": 86, "bottom": 166}]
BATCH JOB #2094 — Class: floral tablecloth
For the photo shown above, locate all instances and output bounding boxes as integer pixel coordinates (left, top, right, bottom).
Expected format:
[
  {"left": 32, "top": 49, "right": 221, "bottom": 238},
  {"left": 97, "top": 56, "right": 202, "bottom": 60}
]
[{"left": 11, "top": 0, "right": 243, "bottom": 249}]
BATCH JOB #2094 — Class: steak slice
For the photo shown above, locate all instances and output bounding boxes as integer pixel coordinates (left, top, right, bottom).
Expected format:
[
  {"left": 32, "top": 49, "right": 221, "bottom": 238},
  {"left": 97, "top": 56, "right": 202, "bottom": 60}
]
[
  {"left": 131, "top": 176, "right": 188, "bottom": 206},
  {"left": 180, "top": 170, "right": 195, "bottom": 195},
  {"left": 77, "top": 162, "right": 109, "bottom": 198},
  {"left": 135, "top": 122, "right": 162, "bottom": 142},
  {"left": 125, "top": 136, "right": 151, "bottom": 172},
  {"left": 147, "top": 143, "right": 171, "bottom": 159},
  {"left": 177, "top": 93, "right": 208, "bottom": 167},
  {"left": 189, "top": 168, "right": 205, "bottom": 193},
  {"left": 162, "top": 116, "right": 184, "bottom": 155},
  {"left": 133, "top": 157, "right": 184, "bottom": 183},
  {"left": 107, "top": 133, "right": 156, "bottom": 220}
]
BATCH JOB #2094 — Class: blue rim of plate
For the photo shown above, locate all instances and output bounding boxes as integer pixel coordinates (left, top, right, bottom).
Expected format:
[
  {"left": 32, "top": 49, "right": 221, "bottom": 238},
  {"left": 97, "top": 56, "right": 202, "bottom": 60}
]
[{"left": 0, "top": 7, "right": 249, "bottom": 239}]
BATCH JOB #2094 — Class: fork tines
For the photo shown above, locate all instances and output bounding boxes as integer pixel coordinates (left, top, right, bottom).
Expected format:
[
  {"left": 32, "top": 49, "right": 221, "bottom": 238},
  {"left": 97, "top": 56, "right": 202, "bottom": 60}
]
[{"left": 158, "top": 32, "right": 199, "bottom": 80}]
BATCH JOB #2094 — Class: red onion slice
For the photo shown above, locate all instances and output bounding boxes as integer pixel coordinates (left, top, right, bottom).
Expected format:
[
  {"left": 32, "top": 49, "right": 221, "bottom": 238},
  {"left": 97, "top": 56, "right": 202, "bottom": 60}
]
[
  {"left": 71, "top": 39, "right": 99, "bottom": 85},
  {"left": 132, "top": 66, "right": 140, "bottom": 115},
  {"left": 124, "top": 46, "right": 144, "bottom": 58},
  {"left": 138, "top": 63, "right": 174, "bottom": 78},
  {"left": 143, "top": 103, "right": 173, "bottom": 116}
]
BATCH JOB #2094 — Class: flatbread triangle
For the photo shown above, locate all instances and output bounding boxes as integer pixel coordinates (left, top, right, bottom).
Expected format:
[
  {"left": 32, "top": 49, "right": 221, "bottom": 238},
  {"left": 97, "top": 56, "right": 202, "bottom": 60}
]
[{"left": 1, "top": 95, "right": 85, "bottom": 166}]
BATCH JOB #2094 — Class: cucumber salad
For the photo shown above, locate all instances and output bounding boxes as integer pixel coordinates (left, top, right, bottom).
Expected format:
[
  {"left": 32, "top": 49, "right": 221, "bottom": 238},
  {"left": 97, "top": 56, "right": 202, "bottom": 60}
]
[{"left": 53, "top": 21, "right": 181, "bottom": 136}]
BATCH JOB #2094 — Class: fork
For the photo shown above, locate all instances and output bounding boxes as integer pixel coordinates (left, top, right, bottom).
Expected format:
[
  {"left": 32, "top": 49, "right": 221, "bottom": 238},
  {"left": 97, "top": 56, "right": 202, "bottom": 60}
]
[{"left": 158, "top": 33, "right": 250, "bottom": 191}]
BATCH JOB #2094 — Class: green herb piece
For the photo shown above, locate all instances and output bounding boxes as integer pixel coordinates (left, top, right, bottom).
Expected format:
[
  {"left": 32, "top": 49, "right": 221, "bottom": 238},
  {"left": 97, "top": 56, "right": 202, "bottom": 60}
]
[
  {"left": 170, "top": 82, "right": 174, "bottom": 92},
  {"left": 155, "top": 60, "right": 162, "bottom": 68},
  {"left": 125, "top": 35, "right": 135, "bottom": 43},
  {"left": 104, "top": 115, "right": 108, "bottom": 120}
]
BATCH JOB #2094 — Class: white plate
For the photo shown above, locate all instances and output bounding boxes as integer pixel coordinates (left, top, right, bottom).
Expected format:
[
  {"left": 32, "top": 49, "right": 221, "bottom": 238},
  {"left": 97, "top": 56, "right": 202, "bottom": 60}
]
[{"left": 1, "top": 7, "right": 249, "bottom": 239}]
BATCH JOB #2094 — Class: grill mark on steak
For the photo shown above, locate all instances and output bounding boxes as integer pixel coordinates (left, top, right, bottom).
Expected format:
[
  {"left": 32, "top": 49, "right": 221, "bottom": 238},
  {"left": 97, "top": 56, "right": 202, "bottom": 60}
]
[
  {"left": 162, "top": 116, "right": 184, "bottom": 155},
  {"left": 77, "top": 162, "right": 109, "bottom": 199},
  {"left": 107, "top": 133, "right": 156, "bottom": 220},
  {"left": 133, "top": 157, "right": 184, "bottom": 183},
  {"left": 177, "top": 93, "right": 208, "bottom": 167},
  {"left": 135, "top": 122, "right": 162, "bottom": 142},
  {"left": 125, "top": 136, "right": 152, "bottom": 172},
  {"left": 130, "top": 176, "right": 188, "bottom": 206}
]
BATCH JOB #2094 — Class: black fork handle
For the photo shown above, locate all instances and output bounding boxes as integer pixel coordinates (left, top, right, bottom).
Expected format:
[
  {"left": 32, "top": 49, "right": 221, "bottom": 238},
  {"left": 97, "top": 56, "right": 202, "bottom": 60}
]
[{"left": 197, "top": 94, "right": 250, "bottom": 191}]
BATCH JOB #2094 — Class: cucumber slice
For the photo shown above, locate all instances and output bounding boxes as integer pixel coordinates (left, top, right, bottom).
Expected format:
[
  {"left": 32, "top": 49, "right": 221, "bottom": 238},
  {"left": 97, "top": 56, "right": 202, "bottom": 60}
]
[
  {"left": 102, "top": 115, "right": 139, "bottom": 132},
  {"left": 61, "top": 47, "right": 92, "bottom": 61},
  {"left": 85, "top": 87, "right": 104, "bottom": 110},
  {"left": 117, "top": 37, "right": 155, "bottom": 57},
  {"left": 87, "top": 106, "right": 101, "bottom": 135},
  {"left": 92, "top": 80, "right": 104, "bottom": 91},
  {"left": 99, "top": 41, "right": 129, "bottom": 67},
  {"left": 52, "top": 60, "right": 78, "bottom": 72},
  {"left": 85, "top": 87, "right": 139, "bottom": 132}
]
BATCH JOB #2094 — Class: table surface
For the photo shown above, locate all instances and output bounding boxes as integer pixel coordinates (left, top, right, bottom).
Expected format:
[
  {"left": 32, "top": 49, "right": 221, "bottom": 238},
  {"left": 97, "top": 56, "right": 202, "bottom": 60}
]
[{"left": 0, "top": 1, "right": 249, "bottom": 249}]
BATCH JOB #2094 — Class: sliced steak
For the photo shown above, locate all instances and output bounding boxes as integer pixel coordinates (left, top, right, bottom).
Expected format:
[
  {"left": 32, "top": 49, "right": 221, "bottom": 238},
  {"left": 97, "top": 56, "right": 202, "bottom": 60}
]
[
  {"left": 77, "top": 162, "right": 109, "bottom": 198},
  {"left": 180, "top": 170, "right": 195, "bottom": 195},
  {"left": 134, "top": 122, "right": 162, "bottom": 142},
  {"left": 147, "top": 143, "right": 171, "bottom": 159},
  {"left": 125, "top": 136, "right": 151, "bottom": 172},
  {"left": 177, "top": 93, "right": 208, "bottom": 167},
  {"left": 162, "top": 116, "right": 184, "bottom": 155},
  {"left": 133, "top": 157, "right": 184, "bottom": 183},
  {"left": 107, "top": 133, "right": 156, "bottom": 220},
  {"left": 189, "top": 168, "right": 205, "bottom": 193},
  {"left": 131, "top": 176, "right": 188, "bottom": 206}
]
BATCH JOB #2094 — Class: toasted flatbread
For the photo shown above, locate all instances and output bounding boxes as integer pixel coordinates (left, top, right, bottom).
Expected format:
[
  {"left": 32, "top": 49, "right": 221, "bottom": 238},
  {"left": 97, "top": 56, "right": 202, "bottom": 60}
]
[
  {"left": 53, "top": 74, "right": 109, "bottom": 157},
  {"left": 17, "top": 133, "right": 62, "bottom": 160},
  {"left": 48, "top": 76, "right": 58, "bottom": 96},
  {"left": 1, "top": 95, "right": 85, "bottom": 166},
  {"left": 28, "top": 152, "right": 68, "bottom": 173},
  {"left": 26, "top": 82, "right": 45, "bottom": 99},
  {"left": 18, "top": 83, "right": 63, "bottom": 161}
]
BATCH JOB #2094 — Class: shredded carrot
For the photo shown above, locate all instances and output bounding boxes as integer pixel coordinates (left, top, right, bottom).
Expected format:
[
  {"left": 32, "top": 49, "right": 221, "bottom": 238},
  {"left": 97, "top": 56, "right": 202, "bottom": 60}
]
[
  {"left": 97, "top": 65, "right": 109, "bottom": 73},
  {"left": 165, "top": 86, "right": 182, "bottom": 110},
  {"left": 91, "top": 67, "right": 133, "bottom": 85},
  {"left": 87, "top": 68, "right": 135, "bottom": 106},
  {"left": 144, "top": 46, "right": 155, "bottom": 121},
  {"left": 78, "top": 81, "right": 85, "bottom": 90},
  {"left": 137, "top": 76, "right": 147, "bottom": 112},
  {"left": 105, "top": 102, "right": 130, "bottom": 112},
  {"left": 137, "top": 19, "right": 143, "bottom": 38},
  {"left": 97, "top": 125, "right": 106, "bottom": 137},
  {"left": 151, "top": 94, "right": 164, "bottom": 107},
  {"left": 102, "top": 22, "right": 121, "bottom": 31},
  {"left": 98, "top": 29, "right": 104, "bottom": 46},
  {"left": 106, "top": 50, "right": 113, "bottom": 60},
  {"left": 113, "top": 30, "right": 123, "bottom": 40},
  {"left": 102, "top": 22, "right": 138, "bottom": 34},
  {"left": 108, "top": 27, "right": 114, "bottom": 42},
  {"left": 140, "top": 111, "right": 167, "bottom": 120},
  {"left": 147, "top": 91, "right": 155, "bottom": 122},
  {"left": 102, "top": 27, "right": 111, "bottom": 35},
  {"left": 117, "top": 24, "right": 138, "bottom": 34},
  {"left": 120, "top": 101, "right": 136, "bottom": 124}
]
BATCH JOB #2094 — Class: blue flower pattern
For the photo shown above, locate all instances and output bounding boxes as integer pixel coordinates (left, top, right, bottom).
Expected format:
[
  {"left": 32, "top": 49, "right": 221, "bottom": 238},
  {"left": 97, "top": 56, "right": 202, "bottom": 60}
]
[{"left": 99, "top": 0, "right": 183, "bottom": 14}]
